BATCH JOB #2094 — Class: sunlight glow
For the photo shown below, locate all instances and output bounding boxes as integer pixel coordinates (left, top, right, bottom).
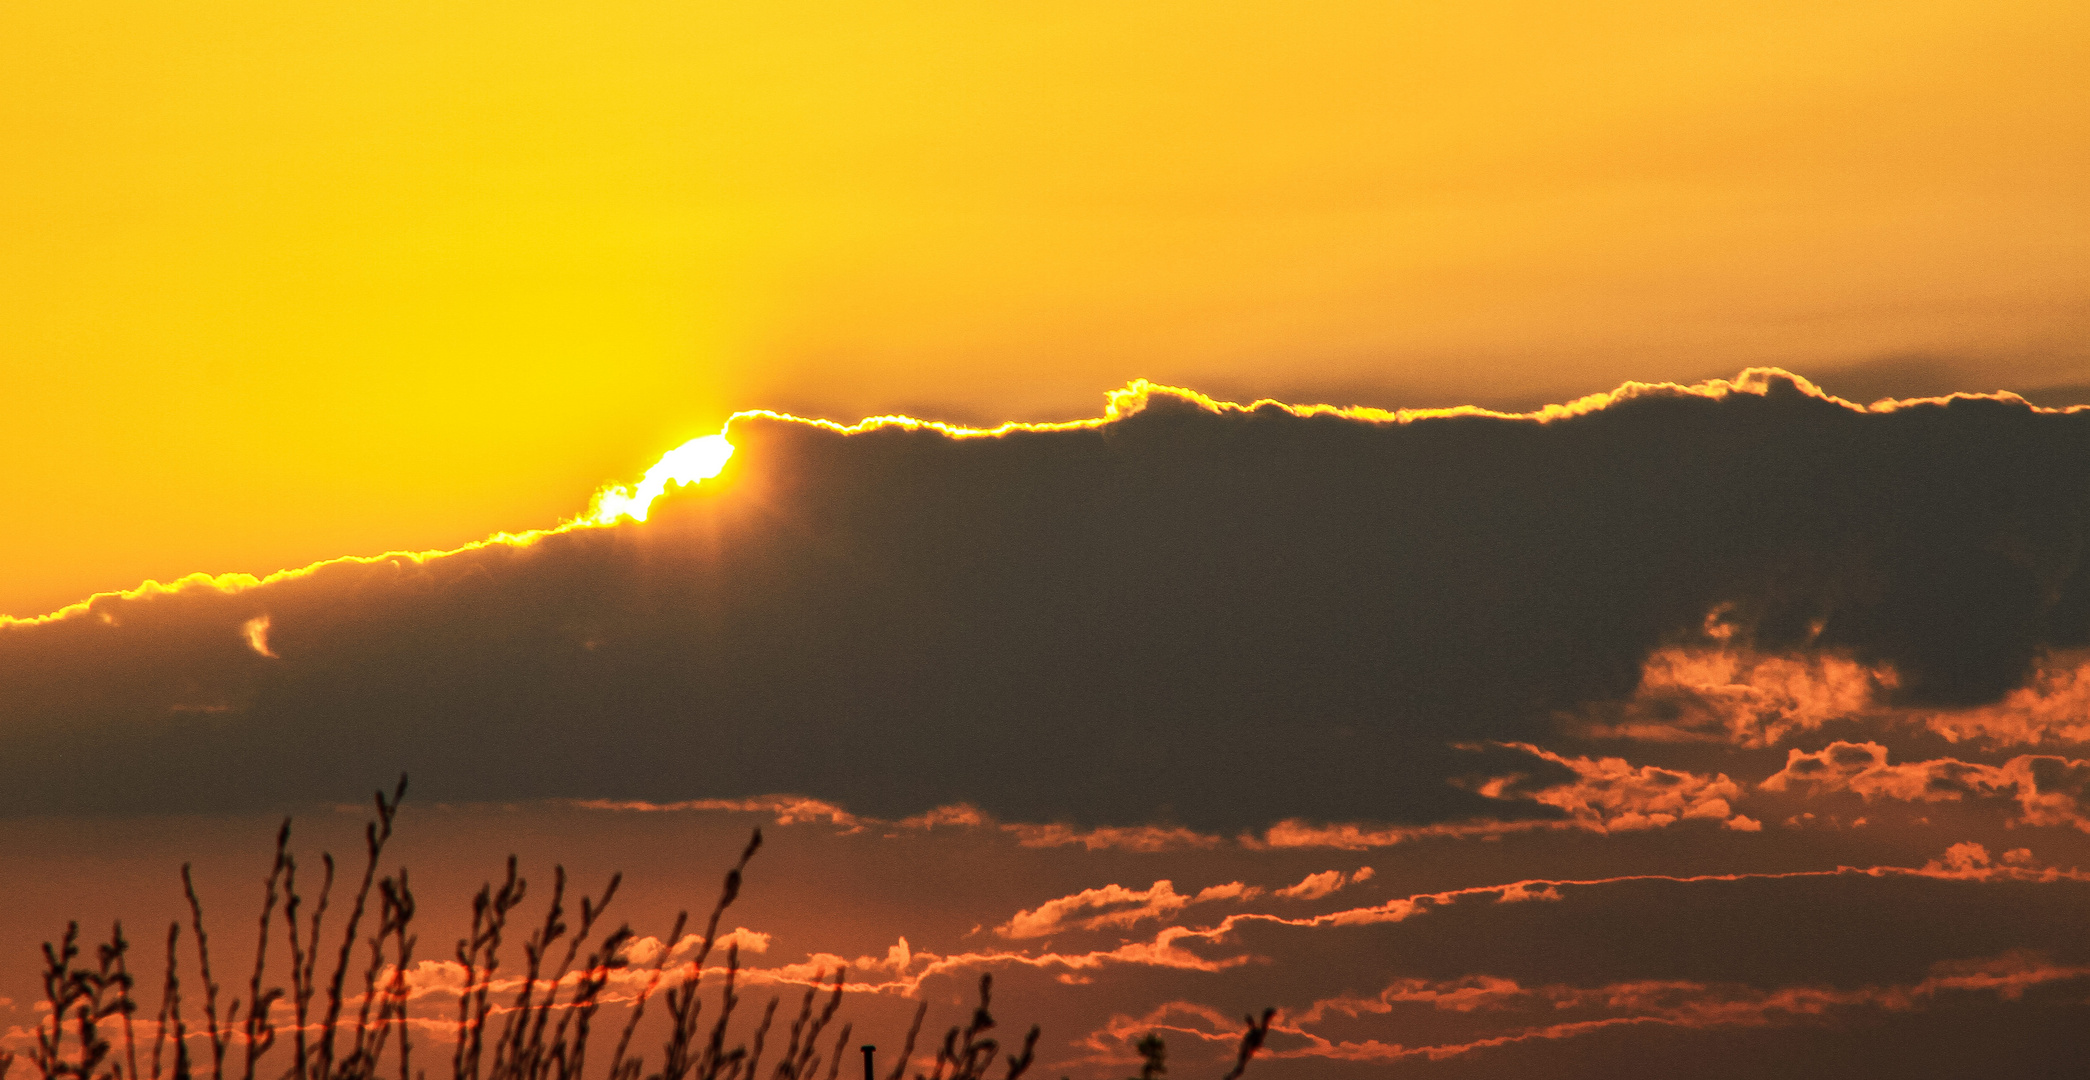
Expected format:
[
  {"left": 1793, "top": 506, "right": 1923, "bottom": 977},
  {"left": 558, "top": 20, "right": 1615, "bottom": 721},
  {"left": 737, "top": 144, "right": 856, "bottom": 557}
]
[
  {"left": 584, "top": 434, "right": 736, "bottom": 525},
  {"left": 8, "top": 373, "right": 2072, "bottom": 629}
]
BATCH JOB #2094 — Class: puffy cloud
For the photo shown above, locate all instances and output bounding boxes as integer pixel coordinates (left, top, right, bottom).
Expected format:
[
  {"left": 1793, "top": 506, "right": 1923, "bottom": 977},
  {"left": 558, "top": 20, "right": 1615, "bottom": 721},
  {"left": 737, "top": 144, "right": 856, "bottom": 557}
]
[
  {"left": 673, "top": 927, "right": 772, "bottom": 959},
  {"left": 1472, "top": 743, "right": 1761, "bottom": 833},
  {"left": 1759, "top": 741, "right": 2090, "bottom": 831},
  {"left": 984, "top": 739, "right": 1768, "bottom": 853},
  {"left": 1570, "top": 644, "right": 1893, "bottom": 747},
  {"left": 1272, "top": 867, "right": 1371, "bottom": 900},
  {"left": 1579, "top": 643, "right": 2090, "bottom": 750},
  {"left": 1760, "top": 741, "right": 2012, "bottom": 802},
  {"left": 1918, "top": 651, "right": 2090, "bottom": 746},
  {"left": 998, "top": 880, "right": 1260, "bottom": 940}
]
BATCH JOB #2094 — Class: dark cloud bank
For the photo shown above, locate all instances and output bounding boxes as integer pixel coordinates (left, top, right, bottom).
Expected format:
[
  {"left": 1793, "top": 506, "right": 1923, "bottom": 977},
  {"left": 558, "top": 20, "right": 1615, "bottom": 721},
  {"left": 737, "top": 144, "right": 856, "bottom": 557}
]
[{"left": 7, "top": 371, "right": 2089, "bottom": 826}]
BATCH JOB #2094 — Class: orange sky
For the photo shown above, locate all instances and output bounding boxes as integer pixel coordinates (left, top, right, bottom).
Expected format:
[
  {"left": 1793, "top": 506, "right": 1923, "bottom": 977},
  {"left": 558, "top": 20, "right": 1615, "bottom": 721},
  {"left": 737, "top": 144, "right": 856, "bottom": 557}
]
[
  {"left": 5, "top": 0, "right": 2087, "bottom": 616},
  {"left": 4, "top": 374, "right": 2090, "bottom": 1076}
]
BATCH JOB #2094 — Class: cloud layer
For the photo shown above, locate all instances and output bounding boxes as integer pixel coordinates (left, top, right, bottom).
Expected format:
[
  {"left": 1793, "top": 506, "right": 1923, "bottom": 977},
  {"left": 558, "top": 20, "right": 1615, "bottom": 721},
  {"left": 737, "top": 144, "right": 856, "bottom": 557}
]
[{"left": 3, "top": 372, "right": 2088, "bottom": 830}]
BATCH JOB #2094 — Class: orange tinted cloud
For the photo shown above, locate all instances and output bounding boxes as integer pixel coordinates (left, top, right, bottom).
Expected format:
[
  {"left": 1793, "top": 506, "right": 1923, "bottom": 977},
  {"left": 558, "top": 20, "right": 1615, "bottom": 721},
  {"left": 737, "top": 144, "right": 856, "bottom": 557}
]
[
  {"left": 240, "top": 613, "right": 277, "bottom": 658},
  {"left": 1247, "top": 817, "right": 1578, "bottom": 850},
  {"left": 1000, "top": 822, "right": 1227, "bottom": 853},
  {"left": 1272, "top": 867, "right": 1373, "bottom": 901},
  {"left": 1759, "top": 741, "right": 2090, "bottom": 831},
  {"left": 1571, "top": 644, "right": 1894, "bottom": 747},
  {"left": 1919, "top": 651, "right": 2090, "bottom": 747},
  {"left": 997, "top": 867, "right": 1377, "bottom": 941},
  {"left": 1242, "top": 743, "right": 1765, "bottom": 850},
  {"left": 1584, "top": 642, "right": 2090, "bottom": 749},
  {"left": 43, "top": 942, "right": 2081, "bottom": 1076},
  {"left": 1134, "top": 950, "right": 2090, "bottom": 1067},
  {"left": 8, "top": 793, "right": 2088, "bottom": 1080},
  {"left": 998, "top": 881, "right": 1261, "bottom": 940},
  {"left": 571, "top": 796, "right": 869, "bottom": 830},
  {"left": 575, "top": 797, "right": 1231, "bottom": 853},
  {"left": 1484, "top": 743, "right": 1763, "bottom": 833}
]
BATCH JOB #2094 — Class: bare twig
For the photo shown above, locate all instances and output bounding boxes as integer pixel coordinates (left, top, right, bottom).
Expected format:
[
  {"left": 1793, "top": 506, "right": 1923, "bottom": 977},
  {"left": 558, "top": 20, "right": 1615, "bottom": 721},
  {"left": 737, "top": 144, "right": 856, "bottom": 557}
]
[
  {"left": 317, "top": 776, "right": 406, "bottom": 1080},
  {"left": 454, "top": 858, "right": 525, "bottom": 1080},
  {"left": 879, "top": 1001, "right": 925, "bottom": 1080},
  {"left": 286, "top": 850, "right": 336, "bottom": 1080},
  {"left": 179, "top": 868, "right": 228, "bottom": 1080},
  {"left": 241, "top": 822, "right": 292, "bottom": 1080},
  {"left": 1218, "top": 1010, "right": 1275, "bottom": 1080},
  {"left": 605, "top": 911, "right": 682, "bottom": 1080}
]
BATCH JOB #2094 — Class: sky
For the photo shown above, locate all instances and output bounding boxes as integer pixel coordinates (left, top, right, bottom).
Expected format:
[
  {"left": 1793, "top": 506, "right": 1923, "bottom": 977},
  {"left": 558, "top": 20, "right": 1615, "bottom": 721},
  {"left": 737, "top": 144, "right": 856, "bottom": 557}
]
[
  {"left": 4, "top": 3, "right": 2090, "bottom": 1079},
  {"left": 4, "top": 0, "right": 2088, "bottom": 618},
  {"left": 5, "top": 377, "right": 2089, "bottom": 1078}
]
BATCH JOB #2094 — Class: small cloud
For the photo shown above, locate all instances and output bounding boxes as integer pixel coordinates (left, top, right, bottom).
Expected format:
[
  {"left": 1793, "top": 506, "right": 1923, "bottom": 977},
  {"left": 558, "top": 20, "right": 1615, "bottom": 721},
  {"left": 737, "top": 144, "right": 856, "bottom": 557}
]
[
  {"left": 899, "top": 804, "right": 989, "bottom": 829},
  {"left": 719, "top": 926, "right": 771, "bottom": 954},
  {"left": 1275, "top": 868, "right": 1375, "bottom": 900},
  {"left": 998, "top": 879, "right": 1256, "bottom": 939},
  {"left": 1924, "top": 842, "right": 1995, "bottom": 875},
  {"left": 1567, "top": 644, "right": 1892, "bottom": 747},
  {"left": 665, "top": 927, "right": 770, "bottom": 962},
  {"left": 1003, "top": 821, "right": 1225, "bottom": 852},
  {"left": 1478, "top": 743, "right": 1756, "bottom": 834},
  {"left": 1920, "top": 651, "right": 2090, "bottom": 747},
  {"left": 242, "top": 614, "right": 278, "bottom": 658}
]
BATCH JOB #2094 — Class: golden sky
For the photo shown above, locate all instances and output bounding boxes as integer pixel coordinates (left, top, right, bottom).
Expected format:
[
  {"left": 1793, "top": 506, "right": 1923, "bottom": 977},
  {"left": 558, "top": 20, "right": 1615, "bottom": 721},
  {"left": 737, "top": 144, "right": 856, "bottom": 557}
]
[
  {"left": 5, "top": 0, "right": 2087, "bottom": 616},
  {"left": 5, "top": 379, "right": 2090, "bottom": 1076}
]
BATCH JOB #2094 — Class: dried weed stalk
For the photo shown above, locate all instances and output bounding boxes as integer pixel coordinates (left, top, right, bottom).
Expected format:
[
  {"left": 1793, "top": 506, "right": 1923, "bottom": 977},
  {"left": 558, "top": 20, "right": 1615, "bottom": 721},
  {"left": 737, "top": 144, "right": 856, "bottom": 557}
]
[{"left": 21, "top": 779, "right": 1271, "bottom": 1080}]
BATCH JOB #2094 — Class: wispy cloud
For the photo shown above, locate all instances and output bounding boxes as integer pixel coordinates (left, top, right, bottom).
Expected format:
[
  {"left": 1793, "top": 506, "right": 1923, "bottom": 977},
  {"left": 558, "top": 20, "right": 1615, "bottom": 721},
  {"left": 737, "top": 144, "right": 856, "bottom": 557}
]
[{"left": 1082, "top": 950, "right": 2090, "bottom": 1069}]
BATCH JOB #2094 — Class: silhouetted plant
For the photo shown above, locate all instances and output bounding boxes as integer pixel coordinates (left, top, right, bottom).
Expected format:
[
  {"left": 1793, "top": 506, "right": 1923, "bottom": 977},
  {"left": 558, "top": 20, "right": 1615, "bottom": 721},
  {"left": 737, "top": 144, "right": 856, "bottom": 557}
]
[
  {"left": 22, "top": 779, "right": 1272, "bottom": 1080},
  {"left": 913, "top": 975, "right": 1036, "bottom": 1080},
  {"left": 1215, "top": 1012, "right": 1271, "bottom": 1080},
  {"left": 34, "top": 921, "right": 135, "bottom": 1080},
  {"left": 1124, "top": 1034, "right": 1162, "bottom": 1080}
]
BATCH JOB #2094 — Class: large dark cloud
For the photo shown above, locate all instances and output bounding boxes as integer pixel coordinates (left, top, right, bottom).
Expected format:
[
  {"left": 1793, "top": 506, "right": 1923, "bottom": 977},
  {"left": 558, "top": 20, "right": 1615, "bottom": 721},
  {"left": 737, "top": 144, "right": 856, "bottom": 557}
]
[{"left": 5, "top": 371, "right": 2089, "bottom": 826}]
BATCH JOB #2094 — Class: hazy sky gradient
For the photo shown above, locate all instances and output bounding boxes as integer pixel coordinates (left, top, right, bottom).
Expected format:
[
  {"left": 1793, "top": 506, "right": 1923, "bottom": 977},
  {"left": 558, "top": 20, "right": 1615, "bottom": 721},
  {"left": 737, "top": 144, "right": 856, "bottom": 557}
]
[
  {"left": 5, "top": 378, "right": 2089, "bottom": 1077},
  {"left": 5, "top": 0, "right": 2087, "bottom": 616},
  {"left": 5, "top": 5, "right": 2089, "bottom": 1075}
]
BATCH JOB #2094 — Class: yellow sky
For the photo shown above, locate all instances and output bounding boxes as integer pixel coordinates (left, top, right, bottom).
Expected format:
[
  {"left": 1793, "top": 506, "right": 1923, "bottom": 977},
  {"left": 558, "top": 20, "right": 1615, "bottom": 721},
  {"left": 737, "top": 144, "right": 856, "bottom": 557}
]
[{"left": 4, "top": 0, "right": 2086, "bottom": 616}]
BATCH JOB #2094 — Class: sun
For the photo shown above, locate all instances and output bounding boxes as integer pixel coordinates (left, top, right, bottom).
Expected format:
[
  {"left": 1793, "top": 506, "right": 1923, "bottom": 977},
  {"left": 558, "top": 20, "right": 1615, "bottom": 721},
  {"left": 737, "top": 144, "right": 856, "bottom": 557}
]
[{"left": 583, "top": 434, "right": 736, "bottom": 525}]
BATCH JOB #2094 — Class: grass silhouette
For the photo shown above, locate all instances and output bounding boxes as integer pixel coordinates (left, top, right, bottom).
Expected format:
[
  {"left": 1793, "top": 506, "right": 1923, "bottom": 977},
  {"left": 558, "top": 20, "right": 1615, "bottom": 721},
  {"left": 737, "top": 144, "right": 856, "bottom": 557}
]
[{"left": 9, "top": 779, "right": 1269, "bottom": 1080}]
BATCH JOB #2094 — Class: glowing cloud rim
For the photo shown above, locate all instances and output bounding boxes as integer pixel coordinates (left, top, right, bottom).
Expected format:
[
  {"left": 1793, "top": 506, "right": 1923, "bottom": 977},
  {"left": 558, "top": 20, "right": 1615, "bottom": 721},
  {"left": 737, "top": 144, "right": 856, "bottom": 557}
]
[{"left": 4, "top": 369, "right": 2075, "bottom": 628}]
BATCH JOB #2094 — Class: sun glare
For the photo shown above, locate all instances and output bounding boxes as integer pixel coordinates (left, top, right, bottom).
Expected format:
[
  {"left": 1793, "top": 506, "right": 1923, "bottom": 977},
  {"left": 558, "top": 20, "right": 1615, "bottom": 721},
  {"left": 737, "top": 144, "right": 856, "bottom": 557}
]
[{"left": 584, "top": 434, "right": 735, "bottom": 525}]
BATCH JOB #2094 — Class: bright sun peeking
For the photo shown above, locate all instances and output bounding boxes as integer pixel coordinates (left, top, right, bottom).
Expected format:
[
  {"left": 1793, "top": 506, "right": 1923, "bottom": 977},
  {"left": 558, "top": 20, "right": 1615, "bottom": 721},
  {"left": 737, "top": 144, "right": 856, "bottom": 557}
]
[{"left": 583, "top": 434, "right": 735, "bottom": 525}]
